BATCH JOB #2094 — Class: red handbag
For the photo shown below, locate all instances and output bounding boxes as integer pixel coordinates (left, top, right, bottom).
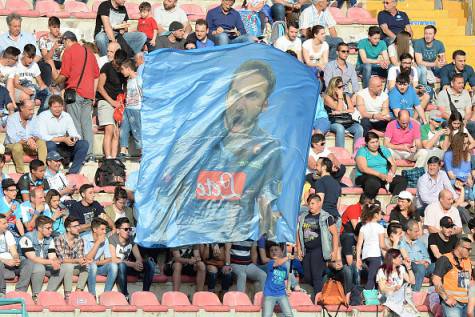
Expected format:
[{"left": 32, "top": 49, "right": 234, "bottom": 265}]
[{"left": 113, "top": 93, "right": 126, "bottom": 123}]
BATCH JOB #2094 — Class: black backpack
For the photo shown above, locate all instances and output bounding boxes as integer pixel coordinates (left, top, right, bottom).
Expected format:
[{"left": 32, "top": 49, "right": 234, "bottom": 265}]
[{"left": 94, "top": 159, "right": 126, "bottom": 187}]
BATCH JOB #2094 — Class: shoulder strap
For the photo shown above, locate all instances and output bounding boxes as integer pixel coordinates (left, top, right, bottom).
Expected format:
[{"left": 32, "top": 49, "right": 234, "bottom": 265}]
[
  {"left": 76, "top": 47, "right": 88, "bottom": 90},
  {"left": 445, "top": 88, "right": 461, "bottom": 117}
]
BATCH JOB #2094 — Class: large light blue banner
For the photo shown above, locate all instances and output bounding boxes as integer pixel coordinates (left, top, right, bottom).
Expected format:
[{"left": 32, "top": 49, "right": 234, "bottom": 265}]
[{"left": 135, "top": 43, "right": 319, "bottom": 247}]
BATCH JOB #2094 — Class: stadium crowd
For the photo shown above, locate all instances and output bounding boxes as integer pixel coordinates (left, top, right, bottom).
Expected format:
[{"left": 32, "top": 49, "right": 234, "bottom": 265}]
[{"left": 0, "top": 0, "right": 474, "bottom": 316}]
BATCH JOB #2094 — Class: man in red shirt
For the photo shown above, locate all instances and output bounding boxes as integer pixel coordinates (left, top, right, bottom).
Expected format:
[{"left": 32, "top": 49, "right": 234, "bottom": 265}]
[{"left": 48, "top": 31, "right": 100, "bottom": 160}]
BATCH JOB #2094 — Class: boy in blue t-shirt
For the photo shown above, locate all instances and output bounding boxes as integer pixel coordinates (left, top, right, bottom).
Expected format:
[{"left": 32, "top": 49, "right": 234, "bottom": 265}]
[{"left": 262, "top": 242, "right": 294, "bottom": 317}]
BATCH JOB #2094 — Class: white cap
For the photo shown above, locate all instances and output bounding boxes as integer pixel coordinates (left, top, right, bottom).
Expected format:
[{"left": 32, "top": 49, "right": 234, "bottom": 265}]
[{"left": 398, "top": 191, "right": 413, "bottom": 201}]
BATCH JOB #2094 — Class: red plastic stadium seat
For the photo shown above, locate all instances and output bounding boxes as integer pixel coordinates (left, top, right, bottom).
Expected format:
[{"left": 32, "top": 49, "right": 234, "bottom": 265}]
[
  {"left": 152, "top": 274, "right": 169, "bottom": 283},
  {"left": 5, "top": 291, "right": 44, "bottom": 312},
  {"left": 192, "top": 291, "right": 230, "bottom": 312},
  {"left": 99, "top": 291, "right": 137, "bottom": 312},
  {"left": 395, "top": 159, "right": 415, "bottom": 167},
  {"left": 8, "top": 173, "right": 22, "bottom": 183},
  {"left": 124, "top": 2, "right": 140, "bottom": 19},
  {"left": 180, "top": 3, "right": 205, "bottom": 21},
  {"left": 65, "top": 0, "right": 96, "bottom": 18},
  {"left": 5, "top": 0, "right": 40, "bottom": 16},
  {"left": 66, "top": 173, "right": 90, "bottom": 188},
  {"left": 37, "top": 291, "right": 75, "bottom": 312},
  {"left": 386, "top": 203, "right": 396, "bottom": 215},
  {"left": 328, "top": 7, "right": 354, "bottom": 24},
  {"left": 329, "top": 146, "right": 354, "bottom": 165},
  {"left": 68, "top": 291, "right": 106, "bottom": 312},
  {"left": 35, "top": 0, "right": 70, "bottom": 17},
  {"left": 341, "top": 176, "right": 353, "bottom": 187},
  {"left": 347, "top": 7, "right": 377, "bottom": 24},
  {"left": 223, "top": 291, "right": 260, "bottom": 312},
  {"left": 352, "top": 305, "right": 385, "bottom": 312},
  {"left": 289, "top": 292, "right": 322, "bottom": 312},
  {"left": 130, "top": 291, "right": 168, "bottom": 312},
  {"left": 162, "top": 291, "right": 199, "bottom": 312},
  {"left": 35, "top": 31, "right": 49, "bottom": 40},
  {"left": 94, "top": 185, "right": 117, "bottom": 193}
]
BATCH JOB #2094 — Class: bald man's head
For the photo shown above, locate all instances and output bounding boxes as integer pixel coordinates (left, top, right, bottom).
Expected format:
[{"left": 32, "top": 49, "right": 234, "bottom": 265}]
[
  {"left": 368, "top": 77, "right": 383, "bottom": 96},
  {"left": 439, "top": 189, "right": 455, "bottom": 210},
  {"left": 397, "top": 110, "right": 410, "bottom": 129}
]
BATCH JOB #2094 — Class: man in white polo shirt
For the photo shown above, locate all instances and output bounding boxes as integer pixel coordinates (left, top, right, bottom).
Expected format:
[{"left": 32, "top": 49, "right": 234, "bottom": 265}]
[
  {"left": 154, "top": 0, "right": 192, "bottom": 35},
  {"left": 424, "top": 189, "right": 463, "bottom": 235}
]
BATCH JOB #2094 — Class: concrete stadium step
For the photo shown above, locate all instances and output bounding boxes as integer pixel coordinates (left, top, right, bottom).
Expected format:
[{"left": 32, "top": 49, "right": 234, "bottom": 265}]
[{"left": 412, "top": 25, "right": 465, "bottom": 36}]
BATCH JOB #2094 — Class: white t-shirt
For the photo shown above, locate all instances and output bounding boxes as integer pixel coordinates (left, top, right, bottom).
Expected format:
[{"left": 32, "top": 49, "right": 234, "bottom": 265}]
[
  {"left": 387, "top": 65, "right": 419, "bottom": 84},
  {"left": 423, "top": 202, "right": 463, "bottom": 230},
  {"left": 387, "top": 44, "right": 414, "bottom": 61},
  {"left": 0, "top": 230, "right": 16, "bottom": 259},
  {"left": 376, "top": 266, "right": 406, "bottom": 287},
  {"left": 15, "top": 59, "right": 41, "bottom": 84},
  {"left": 306, "top": 147, "right": 330, "bottom": 174},
  {"left": 126, "top": 76, "right": 142, "bottom": 110},
  {"left": 357, "top": 88, "right": 388, "bottom": 117},
  {"left": 299, "top": 6, "right": 336, "bottom": 31},
  {"left": 302, "top": 40, "right": 329, "bottom": 64},
  {"left": 98, "top": 55, "right": 109, "bottom": 69},
  {"left": 0, "top": 64, "right": 16, "bottom": 87},
  {"left": 154, "top": 7, "right": 188, "bottom": 32},
  {"left": 274, "top": 36, "right": 302, "bottom": 54},
  {"left": 361, "top": 222, "right": 385, "bottom": 259}
]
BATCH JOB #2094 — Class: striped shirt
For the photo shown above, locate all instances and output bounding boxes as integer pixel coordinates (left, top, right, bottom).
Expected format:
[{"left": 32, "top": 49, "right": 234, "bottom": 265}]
[{"left": 230, "top": 240, "right": 255, "bottom": 265}]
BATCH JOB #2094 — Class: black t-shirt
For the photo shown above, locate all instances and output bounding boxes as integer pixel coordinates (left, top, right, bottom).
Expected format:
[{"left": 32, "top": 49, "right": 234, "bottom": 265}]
[
  {"left": 97, "top": 62, "right": 126, "bottom": 100},
  {"left": 68, "top": 200, "right": 105, "bottom": 225},
  {"left": 302, "top": 212, "right": 335, "bottom": 250},
  {"left": 428, "top": 233, "right": 458, "bottom": 263},
  {"left": 155, "top": 35, "right": 185, "bottom": 50},
  {"left": 94, "top": 0, "right": 129, "bottom": 37},
  {"left": 315, "top": 175, "right": 341, "bottom": 219},
  {"left": 389, "top": 210, "right": 420, "bottom": 231},
  {"left": 17, "top": 173, "right": 50, "bottom": 200}
]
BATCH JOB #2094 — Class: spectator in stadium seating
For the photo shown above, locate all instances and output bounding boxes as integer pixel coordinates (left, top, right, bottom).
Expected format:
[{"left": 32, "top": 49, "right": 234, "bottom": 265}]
[
  {"left": 19, "top": 187, "right": 46, "bottom": 232},
  {"left": 225, "top": 240, "right": 266, "bottom": 292},
  {"left": 306, "top": 133, "right": 345, "bottom": 182},
  {"left": 414, "top": 25, "right": 446, "bottom": 86},
  {"left": 38, "top": 17, "right": 63, "bottom": 87},
  {"left": 384, "top": 110, "right": 428, "bottom": 167},
  {"left": 442, "top": 112, "right": 475, "bottom": 149},
  {"left": 105, "top": 187, "right": 134, "bottom": 224},
  {"left": 83, "top": 217, "right": 117, "bottom": 296},
  {"left": 185, "top": 19, "right": 215, "bottom": 49},
  {"left": 324, "top": 42, "right": 359, "bottom": 96},
  {"left": 0, "top": 14, "right": 40, "bottom": 61},
  {"left": 297, "top": 194, "right": 338, "bottom": 298},
  {"left": 38, "top": 96, "right": 88, "bottom": 174},
  {"left": 0, "top": 179, "right": 23, "bottom": 238},
  {"left": 0, "top": 155, "right": 6, "bottom": 181},
  {"left": 313, "top": 157, "right": 341, "bottom": 222},
  {"left": 424, "top": 189, "right": 463, "bottom": 234},
  {"left": 0, "top": 46, "right": 20, "bottom": 114},
  {"left": 436, "top": 73, "right": 473, "bottom": 121},
  {"left": 302, "top": 25, "right": 329, "bottom": 69},
  {"left": 154, "top": 0, "right": 192, "bottom": 35},
  {"left": 44, "top": 151, "right": 75, "bottom": 199},
  {"left": 20, "top": 216, "right": 61, "bottom": 301},
  {"left": 416, "top": 156, "right": 460, "bottom": 215},
  {"left": 49, "top": 216, "right": 88, "bottom": 299},
  {"left": 428, "top": 216, "right": 458, "bottom": 263},
  {"left": 274, "top": 22, "right": 301, "bottom": 61},
  {"left": 355, "top": 131, "right": 407, "bottom": 199},
  {"left": 389, "top": 190, "right": 421, "bottom": 231},
  {"left": 94, "top": 0, "right": 147, "bottom": 57},
  {"left": 356, "top": 204, "right": 386, "bottom": 290},
  {"left": 432, "top": 237, "right": 472, "bottom": 317},
  {"left": 202, "top": 243, "right": 232, "bottom": 295},
  {"left": 312, "top": 97, "right": 331, "bottom": 135},
  {"left": 49, "top": 31, "right": 99, "bottom": 160},
  {"left": 5, "top": 101, "right": 46, "bottom": 174},
  {"left": 0, "top": 213, "right": 31, "bottom": 297},
  {"left": 98, "top": 41, "right": 121, "bottom": 69},
  {"left": 109, "top": 217, "right": 153, "bottom": 298},
  {"left": 323, "top": 76, "right": 364, "bottom": 151},
  {"left": 356, "top": 26, "right": 389, "bottom": 89},
  {"left": 385, "top": 221, "right": 403, "bottom": 250},
  {"left": 97, "top": 49, "right": 127, "bottom": 159},
  {"left": 44, "top": 190, "right": 67, "bottom": 236},
  {"left": 155, "top": 21, "right": 185, "bottom": 49},
  {"left": 420, "top": 109, "right": 449, "bottom": 160},
  {"left": 467, "top": 219, "right": 475, "bottom": 265},
  {"left": 377, "top": 0, "right": 412, "bottom": 44},
  {"left": 206, "top": 0, "right": 253, "bottom": 46},
  {"left": 399, "top": 219, "right": 433, "bottom": 291},
  {"left": 387, "top": 31, "right": 413, "bottom": 66},
  {"left": 440, "top": 50, "right": 475, "bottom": 91},
  {"left": 168, "top": 244, "right": 206, "bottom": 292},
  {"left": 69, "top": 184, "right": 114, "bottom": 233},
  {"left": 137, "top": 2, "right": 158, "bottom": 51},
  {"left": 356, "top": 76, "right": 391, "bottom": 135},
  {"left": 16, "top": 159, "right": 49, "bottom": 202}
]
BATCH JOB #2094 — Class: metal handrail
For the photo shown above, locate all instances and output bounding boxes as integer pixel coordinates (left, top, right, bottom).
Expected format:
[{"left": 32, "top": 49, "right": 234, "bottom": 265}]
[{"left": 0, "top": 298, "right": 29, "bottom": 317}]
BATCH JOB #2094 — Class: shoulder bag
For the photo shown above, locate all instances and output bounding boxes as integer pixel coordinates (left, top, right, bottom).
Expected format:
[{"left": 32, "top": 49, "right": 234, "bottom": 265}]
[{"left": 64, "top": 47, "right": 88, "bottom": 104}]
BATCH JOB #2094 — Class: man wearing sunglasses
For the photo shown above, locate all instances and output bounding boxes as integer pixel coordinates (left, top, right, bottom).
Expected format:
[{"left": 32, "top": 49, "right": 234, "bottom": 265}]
[
  {"left": 436, "top": 73, "right": 473, "bottom": 123},
  {"left": 377, "top": 0, "right": 412, "bottom": 44},
  {"left": 323, "top": 42, "right": 360, "bottom": 97}
]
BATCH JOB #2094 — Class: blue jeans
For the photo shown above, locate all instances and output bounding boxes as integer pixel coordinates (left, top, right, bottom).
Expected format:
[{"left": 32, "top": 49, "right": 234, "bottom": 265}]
[
  {"left": 120, "top": 108, "right": 142, "bottom": 150},
  {"left": 271, "top": 3, "right": 286, "bottom": 21},
  {"left": 46, "top": 140, "right": 88, "bottom": 174},
  {"left": 417, "top": 65, "right": 441, "bottom": 86},
  {"left": 442, "top": 301, "right": 467, "bottom": 317},
  {"left": 117, "top": 259, "right": 154, "bottom": 296},
  {"left": 337, "top": 0, "right": 357, "bottom": 7},
  {"left": 357, "top": 64, "right": 388, "bottom": 88},
  {"left": 212, "top": 33, "right": 255, "bottom": 46},
  {"left": 95, "top": 31, "right": 147, "bottom": 57},
  {"left": 411, "top": 262, "right": 434, "bottom": 292},
  {"left": 466, "top": 120, "right": 475, "bottom": 139},
  {"left": 330, "top": 122, "right": 363, "bottom": 149},
  {"left": 87, "top": 262, "right": 118, "bottom": 296},
  {"left": 313, "top": 117, "right": 331, "bottom": 134},
  {"left": 262, "top": 295, "right": 293, "bottom": 317}
]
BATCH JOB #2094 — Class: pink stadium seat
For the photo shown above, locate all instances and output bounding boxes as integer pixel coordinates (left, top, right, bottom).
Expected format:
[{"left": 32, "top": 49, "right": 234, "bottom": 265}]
[
  {"left": 180, "top": 3, "right": 205, "bottom": 21},
  {"left": 386, "top": 203, "right": 396, "bottom": 215},
  {"left": 162, "top": 291, "right": 199, "bottom": 312},
  {"left": 5, "top": 291, "right": 44, "bottom": 312},
  {"left": 395, "top": 159, "right": 415, "bottom": 167},
  {"left": 35, "top": 0, "right": 70, "bottom": 17},
  {"left": 206, "top": 3, "right": 219, "bottom": 11},
  {"left": 341, "top": 176, "right": 353, "bottom": 187},
  {"left": 329, "top": 146, "right": 354, "bottom": 165},
  {"left": 152, "top": 2, "right": 161, "bottom": 13},
  {"left": 328, "top": 7, "right": 354, "bottom": 25},
  {"left": 65, "top": 0, "right": 96, "bottom": 18},
  {"left": 68, "top": 291, "right": 106, "bottom": 312},
  {"left": 92, "top": 0, "right": 105, "bottom": 12},
  {"left": 3, "top": 0, "right": 40, "bottom": 16},
  {"left": 8, "top": 173, "right": 22, "bottom": 183},
  {"left": 223, "top": 291, "right": 260, "bottom": 312},
  {"left": 35, "top": 31, "right": 48, "bottom": 40},
  {"left": 338, "top": 204, "right": 349, "bottom": 215},
  {"left": 152, "top": 274, "right": 169, "bottom": 283},
  {"left": 130, "top": 291, "right": 168, "bottom": 312},
  {"left": 347, "top": 7, "right": 377, "bottom": 25},
  {"left": 289, "top": 292, "right": 322, "bottom": 312},
  {"left": 37, "top": 291, "right": 75, "bottom": 312},
  {"left": 99, "top": 291, "right": 137, "bottom": 312},
  {"left": 413, "top": 291, "right": 429, "bottom": 312},
  {"left": 94, "top": 185, "right": 116, "bottom": 193},
  {"left": 192, "top": 291, "right": 230, "bottom": 312},
  {"left": 124, "top": 2, "right": 140, "bottom": 19},
  {"left": 66, "top": 173, "right": 89, "bottom": 188}
]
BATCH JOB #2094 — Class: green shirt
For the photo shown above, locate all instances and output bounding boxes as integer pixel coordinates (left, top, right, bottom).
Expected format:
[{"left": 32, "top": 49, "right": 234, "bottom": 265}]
[
  {"left": 355, "top": 145, "right": 392, "bottom": 177},
  {"left": 420, "top": 124, "right": 445, "bottom": 147},
  {"left": 357, "top": 38, "right": 388, "bottom": 65}
]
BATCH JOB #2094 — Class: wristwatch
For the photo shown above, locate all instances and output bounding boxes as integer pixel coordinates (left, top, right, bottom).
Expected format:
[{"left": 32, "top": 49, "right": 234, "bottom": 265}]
[{"left": 225, "top": 262, "right": 230, "bottom": 266}]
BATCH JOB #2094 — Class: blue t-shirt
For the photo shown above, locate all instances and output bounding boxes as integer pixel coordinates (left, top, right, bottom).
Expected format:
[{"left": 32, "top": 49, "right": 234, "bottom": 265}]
[
  {"left": 413, "top": 39, "right": 445, "bottom": 63},
  {"left": 388, "top": 86, "right": 420, "bottom": 118},
  {"left": 196, "top": 38, "right": 215, "bottom": 48},
  {"left": 263, "top": 259, "right": 288, "bottom": 297},
  {"left": 444, "top": 150, "right": 471, "bottom": 182},
  {"left": 0, "top": 197, "right": 21, "bottom": 236},
  {"left": 355, "top": 146, "right": 392, "bottom": 177},
  {"left": 357, "top": 38, "right": 388, "bottom": 65}
]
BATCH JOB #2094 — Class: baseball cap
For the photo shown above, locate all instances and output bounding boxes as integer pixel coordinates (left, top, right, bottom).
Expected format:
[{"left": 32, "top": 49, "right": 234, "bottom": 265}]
[
  {"left": 429, "top": 109, "right": 445, "bottom": 123},
  {"left": 169, "top": 21, "right": 184, "bottom": 32},
  {"left": 46, "top": 151, "right": 63, "bottom": 161},
  {"left": 440, "top": 216, "right": 455, "bottom": 228},
  {"left": 2, "top": 178, "right": 16, "bottom": 190},
  {"left": 62, "top": 31, "right": 77, "bottom": 42},
  {"left": 398, "top": 191, "right": 413, "bottom": 201}
]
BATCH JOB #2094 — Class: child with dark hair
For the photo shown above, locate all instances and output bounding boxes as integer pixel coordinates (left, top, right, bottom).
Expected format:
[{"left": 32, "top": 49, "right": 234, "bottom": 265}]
[
  {"left": 39, "top": 16, "right": 63, "bottom": 84},
  {"left": 137, "top": 2, "right": 158, "bottom": 50}
]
